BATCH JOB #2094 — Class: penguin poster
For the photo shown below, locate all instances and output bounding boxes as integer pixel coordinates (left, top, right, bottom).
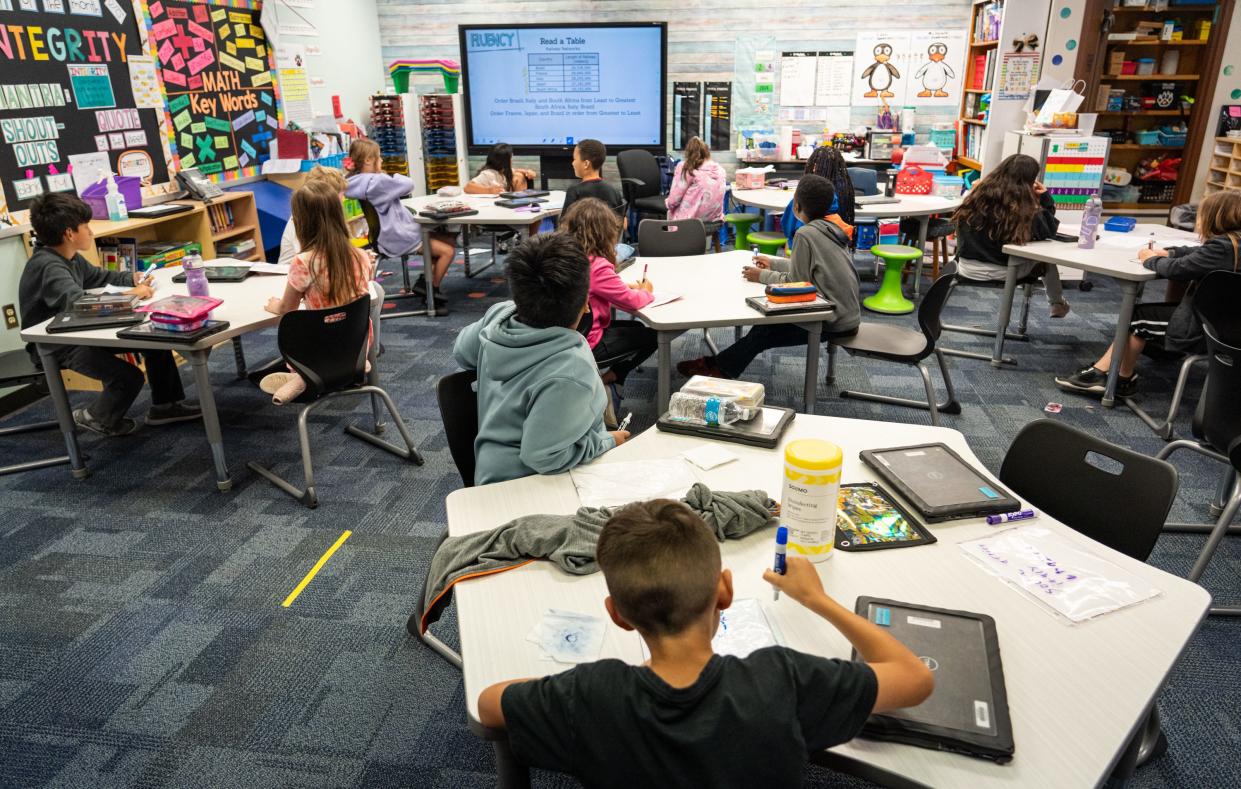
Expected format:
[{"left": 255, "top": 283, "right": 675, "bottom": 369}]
[
  {"left": 909, "top": 29, "right": 969, "bottom": 107},
  {"left": 851, "top": 32, "right": 912, "bottom": 107}
]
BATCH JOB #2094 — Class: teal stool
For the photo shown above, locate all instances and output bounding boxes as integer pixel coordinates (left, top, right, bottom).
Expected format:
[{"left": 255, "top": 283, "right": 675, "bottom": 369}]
[
  {"left": 747, "top": 231, "right": 787, "bottom": 257},
  {"left": 723, "top": 212, "right": 759, "bottom": 249},
  {"left": 864, "top": 244, "right": 921, "bottom": 315}
]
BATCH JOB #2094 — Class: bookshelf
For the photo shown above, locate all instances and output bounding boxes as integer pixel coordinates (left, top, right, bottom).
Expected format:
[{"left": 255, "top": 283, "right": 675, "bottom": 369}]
[
  {"left": 956, "top": 0, "right": 1053, "bottom": 174},
  {"left": 1077, "top": 0, "right": 1235, "bottom": 210}
]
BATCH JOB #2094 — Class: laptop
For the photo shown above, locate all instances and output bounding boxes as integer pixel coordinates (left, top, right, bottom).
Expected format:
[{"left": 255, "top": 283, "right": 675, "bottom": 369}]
[
  {"left": 128, "top": 203, "right": 195, "bottom": 218},
  {"left": 855, "top": 194, "right": 900, "bottom": 207},
  {"left": 45, "top": 311, "right": 145, "bottom": 334},
  {"left": 860, "top": 443, "right": 1022, "bottom": 522},
  {"left": 172, "top": 265, "right": 251, "bottom": 283}
]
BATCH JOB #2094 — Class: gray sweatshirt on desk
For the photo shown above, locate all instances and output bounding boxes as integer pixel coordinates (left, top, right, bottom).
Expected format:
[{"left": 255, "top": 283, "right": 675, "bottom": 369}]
[{"left": 757, "top": 218, "right": 861, "bottom": 333}]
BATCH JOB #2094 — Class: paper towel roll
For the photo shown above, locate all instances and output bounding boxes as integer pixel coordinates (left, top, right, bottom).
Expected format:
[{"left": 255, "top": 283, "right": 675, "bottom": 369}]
[{"left": 778, "top": 126, "right": 794, "bottom": 160}]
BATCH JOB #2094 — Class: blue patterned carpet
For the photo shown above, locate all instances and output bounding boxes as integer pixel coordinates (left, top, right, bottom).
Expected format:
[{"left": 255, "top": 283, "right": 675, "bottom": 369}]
[{"left": 1, "top": 247, "right": 1237, "bottom": 788}]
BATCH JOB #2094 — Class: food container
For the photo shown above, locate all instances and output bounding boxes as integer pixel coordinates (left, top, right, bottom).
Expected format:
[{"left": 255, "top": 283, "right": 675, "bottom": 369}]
[{"left": 680, "top": 376, "right": 765, "bottom": 420}]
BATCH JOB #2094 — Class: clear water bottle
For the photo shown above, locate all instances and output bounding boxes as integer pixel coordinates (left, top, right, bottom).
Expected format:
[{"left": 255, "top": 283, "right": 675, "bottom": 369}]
[
  {"left": 183, "top": 254, "right": 210, "bottom": 297},
  {"left": 1078, "top": 194, "right": 1103, "bottom": 250},
  {"left": 667, "top": 393, "right": 745, "bottom": 427}
]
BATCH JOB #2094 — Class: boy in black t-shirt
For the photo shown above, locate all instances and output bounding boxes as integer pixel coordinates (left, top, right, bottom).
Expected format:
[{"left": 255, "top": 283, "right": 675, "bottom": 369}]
[
  {"left": 561, "top": 138, "right": 622, "bottom": 217},
  {"left": 477, "top": 500, "right": 934, "bottom": 787}
]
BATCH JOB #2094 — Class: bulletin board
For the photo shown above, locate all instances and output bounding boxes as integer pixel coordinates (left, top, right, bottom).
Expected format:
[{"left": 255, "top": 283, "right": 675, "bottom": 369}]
[
  {"left": 0, "top": 0, "right": 170, "bottom": 209},
  {"left": 143, "top": 0, "right": 278, "bottom": 180}
]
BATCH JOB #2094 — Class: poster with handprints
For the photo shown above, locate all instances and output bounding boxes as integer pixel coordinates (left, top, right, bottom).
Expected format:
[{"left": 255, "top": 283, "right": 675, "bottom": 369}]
[
  {"left": 146, "top": 0, "right": 278, "bottom": 179},
  {"left": 908, "top": 30, "right": 968, "bottom": 107}
]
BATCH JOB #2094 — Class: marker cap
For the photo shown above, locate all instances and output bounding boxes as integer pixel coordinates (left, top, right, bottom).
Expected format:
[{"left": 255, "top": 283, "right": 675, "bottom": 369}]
[{"left": 775, "top": 526, "right": 789, "bottom": 545}]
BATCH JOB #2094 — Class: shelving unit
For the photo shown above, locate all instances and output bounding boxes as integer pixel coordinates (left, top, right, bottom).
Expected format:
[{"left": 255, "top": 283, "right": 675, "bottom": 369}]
[
  {"left": 956, "top": 0, "right": 1053, "bottom": 174},
  {"left": 403, "top": 92, "right": 468, "bottom": 197},
  {"left": 1204, "top": 137, "right": 1241, "bottom": 195},
  {"left": 1078, "top": 0, "right": 1233, "bottom": 210}
]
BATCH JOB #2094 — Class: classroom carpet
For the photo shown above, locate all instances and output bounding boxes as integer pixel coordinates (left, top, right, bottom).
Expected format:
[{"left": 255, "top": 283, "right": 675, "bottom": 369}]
[{"left": 0, "top": 248, "right": 1237, "bottom": 789}]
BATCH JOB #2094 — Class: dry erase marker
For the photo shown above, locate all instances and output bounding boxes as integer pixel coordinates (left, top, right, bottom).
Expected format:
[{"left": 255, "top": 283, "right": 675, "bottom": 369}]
[
  {"left": 617, "top": 411, "right": 632, "bottom": 432},
  {"left": 986, "top": 509, "right": 1037, "bottom": 525},
  {"left": 772, "top": 526, "right": 788, "bottom": 601},
  {"left": 641, "top": 263, "right": 648, "bottom": 284}
]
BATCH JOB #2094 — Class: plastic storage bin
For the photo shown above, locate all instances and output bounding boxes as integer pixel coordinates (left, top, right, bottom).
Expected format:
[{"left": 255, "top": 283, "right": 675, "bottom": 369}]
[
  {"left": 1138, "top": 182, "right": 1177, "bottom": 204},
  {"left": 1133, "top": 129, "right": 1162, "bottom": 145},
  {"left": 1136, "top": 58, "right": 1157, "bottom": 75},
  {"left": 933, "top": 175, "right": 965, "bottom": 199},
  {"left": 81, "top": 175, "right": 142, "bottom": 219},
  {"left": 1158, "top": 130, "right": 1187, "bottom": 147}
]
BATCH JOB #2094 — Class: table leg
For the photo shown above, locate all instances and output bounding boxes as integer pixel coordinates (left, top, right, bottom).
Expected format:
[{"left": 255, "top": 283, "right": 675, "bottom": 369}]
[
  {"left": 657, "top": 330, "right": 674, "bottom": 414},
  {"left": 422, "top": 240, "right": 436, "bottom": 318},
  {"left": 1103, "top": 281, "right": 1140, "bottom": 408},
  {"left": 991, "top": 261, "right": 1021, "bottom": 369},
  {"left": 36, "top": 345, "right": 87, "bottom": 479},
  {"left": 231, "top": 337, "right": 247, "bottom": 379},
  {"left": 801, "top": 322, "right": 822, "bottom": 414},
  {"left": 912, "top": 215, "right": 930, "bottom": 298},
  {"left": 188, "top": 349, "right": 231, "bottom": 491}
]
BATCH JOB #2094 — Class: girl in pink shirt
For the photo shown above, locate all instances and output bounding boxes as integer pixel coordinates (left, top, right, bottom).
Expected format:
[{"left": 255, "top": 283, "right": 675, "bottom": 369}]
[
  {"left": 560, "top": 198, "right": 657, "bottom": 395},
  {"left": 666, "top": 137, "right": 726, "bottom": 223}
]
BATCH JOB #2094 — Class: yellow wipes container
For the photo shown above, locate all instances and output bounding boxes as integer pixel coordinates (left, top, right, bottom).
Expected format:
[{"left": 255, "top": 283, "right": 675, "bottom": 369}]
[{"left": 781, "top": 439, "right": 843, "bottom": 562}]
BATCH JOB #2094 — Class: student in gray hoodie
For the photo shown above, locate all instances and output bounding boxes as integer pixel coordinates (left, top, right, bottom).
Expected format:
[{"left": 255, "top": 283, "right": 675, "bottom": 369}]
[
  {"left": 453, "top": 233, "right": 630, "bottom": 485},
  {"left": 678, "top": 175, "right": 861, "bottom": 380}
]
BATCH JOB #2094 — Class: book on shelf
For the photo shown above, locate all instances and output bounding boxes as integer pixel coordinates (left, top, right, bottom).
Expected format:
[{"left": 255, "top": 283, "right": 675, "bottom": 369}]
[
  {"left": 208, "top": 201, "right": 235, "bottom": 233},
  {"left": 973, "top": 0, "right": 1003, "bottom": 43},
  {"left": 95, "top": 236, "right": 139, "bottom": 272}
]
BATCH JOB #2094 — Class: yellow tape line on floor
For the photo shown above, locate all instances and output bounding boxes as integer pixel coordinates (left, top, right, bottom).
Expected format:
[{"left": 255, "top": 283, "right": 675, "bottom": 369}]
[{"left": 282, "top": 530, "right": 352, "bottom": 608}]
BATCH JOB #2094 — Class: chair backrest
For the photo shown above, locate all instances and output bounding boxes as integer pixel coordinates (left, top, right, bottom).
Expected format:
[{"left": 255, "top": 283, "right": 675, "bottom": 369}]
[
  {"left": 1193, "top": 269, "right": 1241, "bottom": 347},
  {"left": 848, "top": 167, "right": 880, "bottom": 197},
  {"left": 915, "top": 274, "right": 957, "bottom": 348},
  {"left": 359, "top": 199, "right": 381, "bottom": 252},
  {"left": 1000, "top": 419, "right": 1179, "bottom": 562},
  {"left": 617, "top": 149, "right": 661, "bottom": 200},
  {"left": 437, "top": 370, "right": 479, "bottom": 487},
  {"left": 1199, "top": 320, "right": 1241, "bottom": 460},
  {"left": 637, "top": 218, "right": 706, "bottom": 257},
  {"left": 277, "top": 295, "right": 371, "bottom": 399}
]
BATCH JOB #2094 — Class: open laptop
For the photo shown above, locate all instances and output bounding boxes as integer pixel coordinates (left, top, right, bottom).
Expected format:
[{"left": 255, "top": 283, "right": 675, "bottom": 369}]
[{"left": 855, "top": 194, "right": 900, "bottom": 206}]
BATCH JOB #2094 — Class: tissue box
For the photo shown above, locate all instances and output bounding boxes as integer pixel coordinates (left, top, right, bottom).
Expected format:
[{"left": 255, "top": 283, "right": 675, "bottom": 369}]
[{"left": 735, "top": 167, "right": 770, "bottom": 190}]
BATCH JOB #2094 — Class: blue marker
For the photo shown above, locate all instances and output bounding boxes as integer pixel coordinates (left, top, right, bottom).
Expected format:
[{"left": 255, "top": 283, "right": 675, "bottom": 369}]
[{"left": 772, "top": 526, "right": 788, "bottom": 601}]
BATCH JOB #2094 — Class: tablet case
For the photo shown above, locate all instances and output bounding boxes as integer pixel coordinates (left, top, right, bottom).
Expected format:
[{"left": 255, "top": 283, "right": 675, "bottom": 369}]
[
  {"left": 499, "top": 189, "right": 550, "bottom": 199},
  {"left": 859, "top": 443, "right": 1021, "bottom": 522},
  {"left": 834, "top": 483, "right": 936, "bottom": 551},
  {"left": 656, "top": 405, "right": 794, "bottom": 449},
  {"left": 46, "top": 311, "right": 145, "bottom": 333},
  {"left": 852, "top": 597, "right": 1014, "bottom": 763},
  {"left": 172, "top": 266, "right": 251, "bottom": 283},
  {"left": 495, "top": 198, "right": 546, "bottom": 208},
  {"left": 116, "top": 320, "right": 230, "bottom": 343},
  {"left": 745, "top": 295, "right": 835, "bottom": 316},
  {"left": 419, "top": 208, "right": 479, "bottom": 221}
]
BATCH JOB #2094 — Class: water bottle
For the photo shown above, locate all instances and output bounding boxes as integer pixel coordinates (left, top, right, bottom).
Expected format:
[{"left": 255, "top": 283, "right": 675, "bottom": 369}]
[
  {"left": 667, "top": 393, "right": 745, "bottom": 427},
  {"left": 1078, "top": 194, "right": 1103, "bottom": 250},
  {"left": 183, "top": 254, "right": 210, "bottom": 297}
]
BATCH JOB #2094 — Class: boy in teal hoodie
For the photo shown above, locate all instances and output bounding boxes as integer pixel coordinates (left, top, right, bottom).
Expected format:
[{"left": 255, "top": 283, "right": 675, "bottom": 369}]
[{"left": 453, "top": 233, "right": 630, "bottom": 485}]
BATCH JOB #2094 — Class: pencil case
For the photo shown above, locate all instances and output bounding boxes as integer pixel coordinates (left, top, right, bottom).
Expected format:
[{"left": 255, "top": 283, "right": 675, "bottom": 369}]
[
  {"left": 138, "top": 295, "right": 222, "bottom": 331},
  {"left": 767, "top": 292, "right": 818, "bottom": 304},
  {"left": 765, "top": 281, "right": 818, "bottom": 297}
]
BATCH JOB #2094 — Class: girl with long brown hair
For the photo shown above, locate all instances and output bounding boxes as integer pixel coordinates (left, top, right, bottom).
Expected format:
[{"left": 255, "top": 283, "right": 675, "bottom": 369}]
[
  {"left": 261, "top": 181, "right": 375, "bottom": 404},
  {"left": 953, "top": 153, "right": 1071, "bottom": 318},
  {"left": 666, "top": 136, "right": 726, "bottom": 224},
  {"left": 1057, "top": 189, "right": 1241, "bottom": 397},
  {"left": 560, "top": 197, "right": 657, "bottom": 406}
]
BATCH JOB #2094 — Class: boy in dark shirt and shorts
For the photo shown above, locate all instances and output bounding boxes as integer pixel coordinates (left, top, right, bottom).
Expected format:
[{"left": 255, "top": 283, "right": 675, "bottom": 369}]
[{"left": 477, "top": 499, "right": 934, "bottom": 787}]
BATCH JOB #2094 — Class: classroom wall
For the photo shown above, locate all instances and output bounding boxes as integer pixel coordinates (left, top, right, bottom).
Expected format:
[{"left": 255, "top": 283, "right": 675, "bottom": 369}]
[
  {"left": 275, "top": 0, "right": 386, "bottom": 125},
  {"left": 375, "top": 0, "right": 975, "bottom": 176}
]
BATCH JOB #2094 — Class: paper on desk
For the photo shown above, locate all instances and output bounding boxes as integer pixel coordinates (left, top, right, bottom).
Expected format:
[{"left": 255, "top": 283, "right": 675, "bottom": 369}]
[
  {"left": 248, "top": 262, "right": 291, "bottom": 274},
  {"left": 1096, "top": 234, "right": 1200, "bottom": 252},
  {"left": 958, "top": 526, "right": 1160, "bottom": 624},
  {"left": 645, "top": 292, "right": 682, "bottom": 309},
  {"left": 570, "top": 458, "right": 698, "bottom": 509},
  {"left": 526, "top": 609, "right": 607, "bottom": 664},
  {"left": 640, "top": 598, "right": 783, "bottom": 661},
  {"left": 681, "top": 444, "right": 739, "bottom": 470}
]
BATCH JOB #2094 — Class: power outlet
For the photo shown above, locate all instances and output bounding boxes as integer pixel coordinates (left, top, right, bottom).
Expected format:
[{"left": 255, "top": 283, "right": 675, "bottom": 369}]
[{"left": 2, "top": 304, "right": 16, "bottom": 330}]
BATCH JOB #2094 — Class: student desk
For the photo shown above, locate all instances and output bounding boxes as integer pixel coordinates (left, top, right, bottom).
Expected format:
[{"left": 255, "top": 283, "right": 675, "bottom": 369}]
[
  {"left": 728, "top": 190, "right": 964, "bottom": 297},
  {"left": 617, "top": 249, "right": 834, "bottom": 414},
  {"left": 400, "top": 191, "right": 566, "bottom": 228},
  {"left": 20, "top": 266, "right": 286, "bottom": 490},
  {"left": 449, "top": 415, "right": 1210, "bottom": 788},
  {"left": 999, "top": 224, "right": 1199, "bottom": 407}
]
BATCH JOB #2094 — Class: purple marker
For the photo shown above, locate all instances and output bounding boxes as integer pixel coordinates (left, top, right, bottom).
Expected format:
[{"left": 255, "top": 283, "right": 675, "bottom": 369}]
[{"left": 986, "top": 509, "right": 1037, "bottom": 525}]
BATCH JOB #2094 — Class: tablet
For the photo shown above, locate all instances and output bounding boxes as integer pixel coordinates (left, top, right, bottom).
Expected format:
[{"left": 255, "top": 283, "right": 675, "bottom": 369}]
[
  {"left": 859, "top": 443, "right": 1021, "bottom": 522},
  {"left": 116, "top": 319, "right": 230, "bottom": 343},
  {"left": 853, "top": 597, "right": 1014, "bottom": 763},
  {"left": 172, "top": 265, "right": 251, "bottom": 283},
  {"left": 656, "top": 405, "right": 794, "bottom": 449},
  {"left": 834, "top": 483, "right": 935, "bottom": 551}
]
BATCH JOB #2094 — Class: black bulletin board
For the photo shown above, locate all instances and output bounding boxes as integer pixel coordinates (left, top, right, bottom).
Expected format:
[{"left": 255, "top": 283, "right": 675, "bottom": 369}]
[{"left": 0, "top": 0, "right": 169, "bottom": 210}]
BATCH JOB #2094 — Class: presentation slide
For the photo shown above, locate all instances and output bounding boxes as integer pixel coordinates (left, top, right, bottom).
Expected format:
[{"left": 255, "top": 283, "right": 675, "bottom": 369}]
[{"left": 462, "top": 26, "right": 664, "bottom": 149}]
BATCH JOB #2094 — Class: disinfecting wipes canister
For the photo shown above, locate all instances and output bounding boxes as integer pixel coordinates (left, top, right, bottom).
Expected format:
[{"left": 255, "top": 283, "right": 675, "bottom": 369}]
[{"left": 781, "top": 438, "right": 842, "bottom": 562}]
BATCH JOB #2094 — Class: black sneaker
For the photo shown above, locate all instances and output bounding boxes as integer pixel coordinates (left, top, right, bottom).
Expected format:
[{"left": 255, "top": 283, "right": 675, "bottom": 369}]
[
  {"left": 1055, "top": 367, "right": 1138, "bottom": 397},
  {"left": 146, "top": 401, "right": 203, "bottom": 426},
  {"left": 74, "top": 407, "right": 139, "bottom": 436}
]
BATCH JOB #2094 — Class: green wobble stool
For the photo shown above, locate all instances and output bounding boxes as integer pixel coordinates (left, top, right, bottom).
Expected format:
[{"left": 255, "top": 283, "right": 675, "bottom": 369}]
[
  {"left": 747, "top": 231, "right": 788, "bottom": 257},
  {"left": 864, "top": 244, "right": 922, "bottom": 315},
  {"left": 723, "top": 212, "right": 759, "bottom": 249}
]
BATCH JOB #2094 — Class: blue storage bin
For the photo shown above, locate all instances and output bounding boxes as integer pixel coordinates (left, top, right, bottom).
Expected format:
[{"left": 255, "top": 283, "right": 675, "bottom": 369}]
[{"left": 1104, "top": 216, "right": 1137, "bottom": 233}]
